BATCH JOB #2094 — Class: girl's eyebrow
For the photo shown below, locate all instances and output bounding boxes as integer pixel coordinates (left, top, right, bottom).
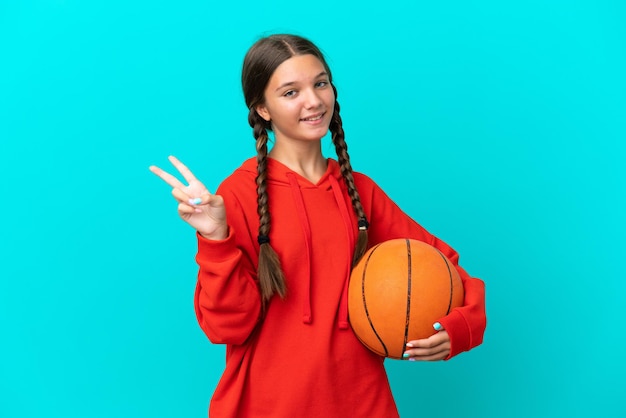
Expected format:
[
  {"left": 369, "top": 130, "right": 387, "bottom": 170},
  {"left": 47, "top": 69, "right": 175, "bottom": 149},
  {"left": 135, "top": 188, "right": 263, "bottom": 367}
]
[{"left": 275, "top": 71, "right": 328, "bottom": 92}]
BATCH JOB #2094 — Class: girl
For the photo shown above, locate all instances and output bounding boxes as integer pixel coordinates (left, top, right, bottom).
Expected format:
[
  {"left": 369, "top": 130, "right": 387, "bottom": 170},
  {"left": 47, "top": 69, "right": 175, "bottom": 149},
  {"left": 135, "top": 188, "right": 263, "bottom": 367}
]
[{"left": 150, "top": 34, "right": 486, "bottom": 418}]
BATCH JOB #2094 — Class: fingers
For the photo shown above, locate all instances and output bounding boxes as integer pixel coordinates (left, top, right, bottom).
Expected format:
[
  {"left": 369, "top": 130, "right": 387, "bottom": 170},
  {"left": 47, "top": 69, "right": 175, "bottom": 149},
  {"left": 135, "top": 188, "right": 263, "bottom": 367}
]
[
  {"left": 172, "top": 187, "right": 210, "bottom": 214},
  {"left": 202, "top": 192, "right": 224, "bottom": 208},
  {"left": 403, "top": 326, "right": 450, "bottom": 362},
  {"left": 407, "top": 331, "right": 448, "bottom": 349},
  {"left": 404, "top": 347, "right": 449, "bottom": 362},
  {"left": 406, "top": 323, "right": 447, "bottom": 347},
  {"left": 149, "top": 165, "right": 186, "bottom": 189},
  {"left": 149, "top": 156, "right": 202, "bottom": 189},
  {"left": 150, "top": 155, "right": 217, "bottom": 214},
  {"left": 172, "top": 188, "right": 216, "bottom": 205},
  {"left": 178, "top": 201, "right": 201, "bottom": 215},
  {"left": 167, "top": 155, "right": 199, "bottom": 185}
]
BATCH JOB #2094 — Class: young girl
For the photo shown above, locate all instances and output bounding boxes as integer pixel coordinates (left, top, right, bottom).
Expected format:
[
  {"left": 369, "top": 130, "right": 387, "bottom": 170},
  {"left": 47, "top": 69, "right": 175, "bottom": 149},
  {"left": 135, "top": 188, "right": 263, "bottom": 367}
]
[{"left": 150, "top": 34, "right": 486, "bottom": 418}]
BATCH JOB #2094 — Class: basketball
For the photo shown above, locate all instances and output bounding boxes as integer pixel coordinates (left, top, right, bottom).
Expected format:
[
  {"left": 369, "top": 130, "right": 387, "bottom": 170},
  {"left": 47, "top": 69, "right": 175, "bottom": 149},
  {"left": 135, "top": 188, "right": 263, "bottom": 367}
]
[{"left": 348, "top": 238, "right": 464, "bottom": 359}]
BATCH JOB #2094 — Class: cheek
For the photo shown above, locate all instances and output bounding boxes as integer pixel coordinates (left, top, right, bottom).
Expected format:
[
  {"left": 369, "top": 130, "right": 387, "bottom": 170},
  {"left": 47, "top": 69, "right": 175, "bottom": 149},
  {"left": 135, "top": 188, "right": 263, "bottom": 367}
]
[
  {"left": 267, "top": 103, "right": 298, "bottom": 128},
  {"left": 277, "top": 102, "right": 301, "bottom": 119},
  {"left": 323, "top": 90, "right": 336, "bottom": 108}
]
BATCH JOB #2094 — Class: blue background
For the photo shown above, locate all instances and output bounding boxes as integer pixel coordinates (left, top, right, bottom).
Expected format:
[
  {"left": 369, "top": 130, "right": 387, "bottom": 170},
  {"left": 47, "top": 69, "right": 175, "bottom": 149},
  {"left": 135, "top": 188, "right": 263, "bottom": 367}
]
[{"left": 1, "top": 1, "right": 624, "bottom": 417}]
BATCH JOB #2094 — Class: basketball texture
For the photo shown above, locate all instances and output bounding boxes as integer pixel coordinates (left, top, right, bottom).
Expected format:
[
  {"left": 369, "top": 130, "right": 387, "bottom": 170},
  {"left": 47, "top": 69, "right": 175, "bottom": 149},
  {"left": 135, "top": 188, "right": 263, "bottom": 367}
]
[{"left": 348, "top": 238, "right": 464, "bottom": 359}]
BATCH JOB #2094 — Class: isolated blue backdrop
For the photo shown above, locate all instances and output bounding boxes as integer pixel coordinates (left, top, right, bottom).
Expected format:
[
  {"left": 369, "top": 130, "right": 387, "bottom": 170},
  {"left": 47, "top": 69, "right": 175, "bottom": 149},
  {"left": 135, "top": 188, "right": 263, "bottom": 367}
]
[{"left": 1, "top": 1, "right": 624, "bottom": 417}]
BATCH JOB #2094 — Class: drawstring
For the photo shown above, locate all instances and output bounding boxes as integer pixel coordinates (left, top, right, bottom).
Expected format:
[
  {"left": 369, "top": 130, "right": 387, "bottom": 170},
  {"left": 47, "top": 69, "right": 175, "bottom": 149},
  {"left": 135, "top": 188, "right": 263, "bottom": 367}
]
[
  {"left": 286, "top": 173, "right": 313, "bottom": 324},
  {"left": 285, "top": 168, "right": 357, "bottom": 330},
  {"left": 328, "top": 175, "right": 356, "bottom": 330}
]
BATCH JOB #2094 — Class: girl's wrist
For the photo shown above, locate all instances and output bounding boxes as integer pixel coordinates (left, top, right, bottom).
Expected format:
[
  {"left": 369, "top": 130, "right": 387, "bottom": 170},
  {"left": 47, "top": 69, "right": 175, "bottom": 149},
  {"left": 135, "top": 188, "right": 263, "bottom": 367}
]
[{"left": 199, "top": 225, "right": 228, "bottom": 241}]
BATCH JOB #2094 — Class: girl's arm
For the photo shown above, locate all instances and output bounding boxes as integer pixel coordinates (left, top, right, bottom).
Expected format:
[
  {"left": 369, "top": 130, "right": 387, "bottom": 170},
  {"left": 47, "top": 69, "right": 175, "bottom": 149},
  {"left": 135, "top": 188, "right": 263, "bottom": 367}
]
[
  {"left": 359, "top": 176, "right": 487, "bottom": 360},
  {"left": 194, "top": 185, "right": 263, "bottom": 345},
  {"left": 150, "top": 156, "right": 262, "bottom": 345},
  {"left": 194, "top": 227, "right": 262, "bottom": 345}
]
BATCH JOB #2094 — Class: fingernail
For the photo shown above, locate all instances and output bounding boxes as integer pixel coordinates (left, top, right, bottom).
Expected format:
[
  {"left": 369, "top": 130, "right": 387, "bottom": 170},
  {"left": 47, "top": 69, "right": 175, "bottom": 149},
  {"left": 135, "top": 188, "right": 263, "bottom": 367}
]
[
  {"left": 406, "top": 343, "right": 414, "bottom": 348},
  {"left": 433, "top": 322, "right": 442, "bottom": 331},
  {"left": 402, "top": 353, "right": 410, "bottom": 359},
  {"left": 195, "top": 208, "right": 202, "bottom": 213},
  {"left": 409, "top": 358, "right": 416, "bottom": 362},
  {"left": 189, "top": 198, "right": 202, "bottom": 205}
]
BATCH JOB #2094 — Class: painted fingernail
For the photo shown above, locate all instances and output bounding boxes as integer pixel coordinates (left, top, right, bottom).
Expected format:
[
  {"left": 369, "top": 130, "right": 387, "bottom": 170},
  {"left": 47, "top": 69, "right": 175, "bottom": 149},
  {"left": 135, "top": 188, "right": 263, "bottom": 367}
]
[
  {"left": 402, "top": 353, "right": 410, "bottom": 359},
  {"left": 433, "top": 322, "right": 442, "bottom": 331},
  {"left": 409, "top": 358, "right": 416, "bottom": 362},
  {"left": 189, "top": 198, "right": 202, "bottom": 205}
]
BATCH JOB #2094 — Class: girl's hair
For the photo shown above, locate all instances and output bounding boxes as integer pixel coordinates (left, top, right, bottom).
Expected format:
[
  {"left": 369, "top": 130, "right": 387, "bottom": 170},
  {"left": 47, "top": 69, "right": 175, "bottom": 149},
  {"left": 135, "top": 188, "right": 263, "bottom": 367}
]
[{"left": 241, "top": 34, "right": 369, "bottom": 309}]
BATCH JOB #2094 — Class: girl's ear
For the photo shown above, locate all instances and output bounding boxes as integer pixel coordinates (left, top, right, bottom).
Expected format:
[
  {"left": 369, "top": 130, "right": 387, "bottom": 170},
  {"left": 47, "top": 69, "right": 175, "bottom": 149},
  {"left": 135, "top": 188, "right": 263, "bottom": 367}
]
[{"left": 255, "top": 104, "right": 271, "bottom": 122}]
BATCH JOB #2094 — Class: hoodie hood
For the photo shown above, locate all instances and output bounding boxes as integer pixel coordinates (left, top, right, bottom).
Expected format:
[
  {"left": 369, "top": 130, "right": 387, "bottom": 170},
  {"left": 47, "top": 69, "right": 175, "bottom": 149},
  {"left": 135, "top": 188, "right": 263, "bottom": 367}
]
[{"left": 239, "top": 157, "right": 357, "bottom": 329}]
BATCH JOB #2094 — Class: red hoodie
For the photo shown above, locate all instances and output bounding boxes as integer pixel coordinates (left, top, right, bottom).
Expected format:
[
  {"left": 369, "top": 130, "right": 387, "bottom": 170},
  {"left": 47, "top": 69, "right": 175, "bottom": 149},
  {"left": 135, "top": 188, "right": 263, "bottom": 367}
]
[{"left": 194, "top": 157, "right": 486, "bottom": 417}]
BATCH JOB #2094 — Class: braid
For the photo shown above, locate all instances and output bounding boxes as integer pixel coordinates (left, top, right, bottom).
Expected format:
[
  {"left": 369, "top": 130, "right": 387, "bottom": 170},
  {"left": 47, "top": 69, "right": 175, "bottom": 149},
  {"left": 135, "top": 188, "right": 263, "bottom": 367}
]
[
  {"left": 329, "top": 92, "right": 369, "bottom": 266},
  {"left": 250, "top": 108, "right": 287, "bottom": 309}
]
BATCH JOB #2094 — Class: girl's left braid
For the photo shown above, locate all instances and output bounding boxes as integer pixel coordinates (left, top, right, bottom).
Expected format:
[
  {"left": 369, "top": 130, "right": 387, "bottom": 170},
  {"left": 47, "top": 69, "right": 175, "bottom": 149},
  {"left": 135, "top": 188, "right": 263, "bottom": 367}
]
[{"left": 329, "top": 88, "right": 370, "bottom": 266}]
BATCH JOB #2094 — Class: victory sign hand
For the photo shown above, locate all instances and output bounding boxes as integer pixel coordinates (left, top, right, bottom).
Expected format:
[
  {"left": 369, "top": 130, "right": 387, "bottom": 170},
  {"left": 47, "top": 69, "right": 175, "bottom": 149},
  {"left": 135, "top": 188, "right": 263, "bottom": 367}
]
[{"left": 149, "top": 156, "right": 228, "bottom": 240}]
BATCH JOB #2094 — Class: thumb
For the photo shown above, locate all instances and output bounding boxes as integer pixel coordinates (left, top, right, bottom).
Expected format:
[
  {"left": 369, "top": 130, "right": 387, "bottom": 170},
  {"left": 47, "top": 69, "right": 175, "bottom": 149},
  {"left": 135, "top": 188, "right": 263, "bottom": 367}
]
[{"left": 189, "top": 192, "right": 223, "bottom": 207}]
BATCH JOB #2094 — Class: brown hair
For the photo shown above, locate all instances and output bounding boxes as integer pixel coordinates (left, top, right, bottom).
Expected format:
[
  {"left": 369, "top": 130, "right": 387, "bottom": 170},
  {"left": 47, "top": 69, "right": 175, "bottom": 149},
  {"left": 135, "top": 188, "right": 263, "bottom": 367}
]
[{"left": 241, "top": 34, "right": 369, "bottom": 309}]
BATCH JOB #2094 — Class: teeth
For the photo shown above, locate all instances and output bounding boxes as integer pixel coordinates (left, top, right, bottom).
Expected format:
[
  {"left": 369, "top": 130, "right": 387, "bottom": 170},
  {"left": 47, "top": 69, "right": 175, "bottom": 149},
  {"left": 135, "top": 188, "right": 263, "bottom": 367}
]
[{"left": 303, "top": 114, "right": 322, "bottom": 121}]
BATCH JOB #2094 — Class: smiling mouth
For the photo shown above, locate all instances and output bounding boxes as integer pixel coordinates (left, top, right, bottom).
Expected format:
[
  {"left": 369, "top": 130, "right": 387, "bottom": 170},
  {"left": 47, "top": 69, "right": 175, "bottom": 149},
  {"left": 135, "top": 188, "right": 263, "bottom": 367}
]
[{"left": 301, "top": 113, "right": 324, "bottom": 122}]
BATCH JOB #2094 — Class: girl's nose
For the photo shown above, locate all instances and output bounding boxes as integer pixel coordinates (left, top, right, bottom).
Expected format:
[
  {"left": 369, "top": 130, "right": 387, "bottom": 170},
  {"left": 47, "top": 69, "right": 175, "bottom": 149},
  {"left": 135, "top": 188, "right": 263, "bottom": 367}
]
[{"left": 303, "top": 88, "right": 323, "bottom": 108}]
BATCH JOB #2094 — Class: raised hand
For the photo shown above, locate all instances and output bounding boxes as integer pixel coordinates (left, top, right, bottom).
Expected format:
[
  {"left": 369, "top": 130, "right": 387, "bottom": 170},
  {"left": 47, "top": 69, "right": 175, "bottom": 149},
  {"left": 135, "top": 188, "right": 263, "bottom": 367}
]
[{"left": 149, "top": 156, "right": 228, "bottom": 240}]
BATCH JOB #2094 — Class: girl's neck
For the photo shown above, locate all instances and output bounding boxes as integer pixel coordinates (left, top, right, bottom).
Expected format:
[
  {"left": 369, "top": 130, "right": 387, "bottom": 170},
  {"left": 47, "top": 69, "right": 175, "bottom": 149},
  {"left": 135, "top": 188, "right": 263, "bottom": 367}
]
[{"left": 269, "top": 141, "right": 327, "bottom": 183}]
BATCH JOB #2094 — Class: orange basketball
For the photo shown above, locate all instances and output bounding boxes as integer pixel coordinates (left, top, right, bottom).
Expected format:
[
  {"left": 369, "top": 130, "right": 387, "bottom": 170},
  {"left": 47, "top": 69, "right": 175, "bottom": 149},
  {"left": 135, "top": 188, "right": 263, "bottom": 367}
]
[{"left": 348, "top": 238, "right": 464, "bottom": 359}]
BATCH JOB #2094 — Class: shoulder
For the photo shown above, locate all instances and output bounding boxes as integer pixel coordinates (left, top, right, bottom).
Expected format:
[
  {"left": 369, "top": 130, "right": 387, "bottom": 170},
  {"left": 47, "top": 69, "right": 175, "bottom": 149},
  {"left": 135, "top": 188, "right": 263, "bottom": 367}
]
[
  {"left": 216, "top": 157, "right": 257, "bottom": 200},
  {"left": 353, "top": 170, "right": 376, "bottom": 186},
  {"left": 350, "top": 167, "right": 398, "bottom": 211},
  {"left": 328, "top": 158, "right": 379, "bottom": 191},
  {"left": 352, "top": 168, "right": 383, "bottom": 196}
]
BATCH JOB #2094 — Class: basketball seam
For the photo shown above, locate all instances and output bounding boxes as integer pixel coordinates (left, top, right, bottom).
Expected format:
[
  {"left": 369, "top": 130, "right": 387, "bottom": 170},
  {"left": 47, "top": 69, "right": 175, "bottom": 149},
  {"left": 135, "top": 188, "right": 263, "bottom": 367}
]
[
  {"left": 402, "top": 239, "right": 412, "bottom": 358},
  {"left": 361, "top": 243, "right": 388, "bottom": 357},
  {"left": 435, "top": 249, "right": 454, "bottom": 315}
]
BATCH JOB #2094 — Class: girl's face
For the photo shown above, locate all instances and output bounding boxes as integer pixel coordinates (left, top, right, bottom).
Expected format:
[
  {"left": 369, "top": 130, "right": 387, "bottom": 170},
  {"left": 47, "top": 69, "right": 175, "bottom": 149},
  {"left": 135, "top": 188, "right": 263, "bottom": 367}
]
[{"left": 256, "top": 54, "right": 335, "bottom": 147}]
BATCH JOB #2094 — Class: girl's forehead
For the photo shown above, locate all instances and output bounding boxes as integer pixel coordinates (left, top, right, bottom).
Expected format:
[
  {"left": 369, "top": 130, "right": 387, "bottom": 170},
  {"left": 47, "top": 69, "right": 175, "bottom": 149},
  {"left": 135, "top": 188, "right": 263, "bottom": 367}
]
[{"left": 268, "top": 54, "right": 327, "bottom": 86}]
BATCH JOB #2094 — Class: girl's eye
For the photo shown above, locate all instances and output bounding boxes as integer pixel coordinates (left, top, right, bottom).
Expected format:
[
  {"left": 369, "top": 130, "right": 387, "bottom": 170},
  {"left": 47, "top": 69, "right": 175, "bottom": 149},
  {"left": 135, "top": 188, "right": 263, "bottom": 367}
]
[
  {"left": 284, "top": 90, "right": 296, "bottom": 97},
  {"left": 315, "top": 81, "right": 328, "bottom": 88}
]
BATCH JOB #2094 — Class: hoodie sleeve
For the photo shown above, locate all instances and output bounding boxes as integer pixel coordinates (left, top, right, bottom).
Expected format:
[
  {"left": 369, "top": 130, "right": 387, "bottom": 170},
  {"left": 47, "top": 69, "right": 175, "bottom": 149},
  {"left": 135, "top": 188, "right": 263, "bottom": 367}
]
[
  {"left": 194, "top": 185, "right": 262, "bottom": 345},
  {"left": 422, "top": 236, "right": 486, "bottom": 360},
  {"left": 359, "top": 176, "right": 486, "bottom": 359}
]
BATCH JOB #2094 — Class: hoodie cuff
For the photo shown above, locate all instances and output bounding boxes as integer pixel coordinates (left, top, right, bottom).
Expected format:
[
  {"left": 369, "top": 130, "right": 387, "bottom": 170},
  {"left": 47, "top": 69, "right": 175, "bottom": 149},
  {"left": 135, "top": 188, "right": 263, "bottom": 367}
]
[
  {"left": 438, "top": 309, "right": 471, "bottom": 360},
  {"left": 196, "top": 227, "right": 237, "bottom": 263}
]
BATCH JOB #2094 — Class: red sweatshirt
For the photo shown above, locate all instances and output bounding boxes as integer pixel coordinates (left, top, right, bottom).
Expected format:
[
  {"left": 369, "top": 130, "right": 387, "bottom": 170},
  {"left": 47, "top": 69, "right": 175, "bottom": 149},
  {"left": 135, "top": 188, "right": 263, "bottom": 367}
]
[{"left": 194, "top": 157, "right": 486, "bottom": 418}]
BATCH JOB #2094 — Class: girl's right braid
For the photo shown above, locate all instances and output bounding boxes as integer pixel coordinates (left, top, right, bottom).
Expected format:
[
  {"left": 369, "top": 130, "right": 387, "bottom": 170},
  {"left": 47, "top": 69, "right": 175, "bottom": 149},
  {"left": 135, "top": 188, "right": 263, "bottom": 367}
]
[
  {"left": 329, "top": 97, "right": 370, "bottom": 266},
  {"left": 250, "top": 108, "right": 287, "bottom": 308}
]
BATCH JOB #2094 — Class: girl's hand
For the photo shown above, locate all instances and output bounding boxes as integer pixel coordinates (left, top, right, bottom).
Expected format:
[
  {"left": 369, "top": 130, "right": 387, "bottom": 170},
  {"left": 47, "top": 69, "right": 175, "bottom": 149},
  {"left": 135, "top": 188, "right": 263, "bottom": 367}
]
[
  {"left": 149, "top": 156, "right": 227, "bottom": 240},
  {"left": 403, "top": 323, "right": 450, "bottom": 361}
]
